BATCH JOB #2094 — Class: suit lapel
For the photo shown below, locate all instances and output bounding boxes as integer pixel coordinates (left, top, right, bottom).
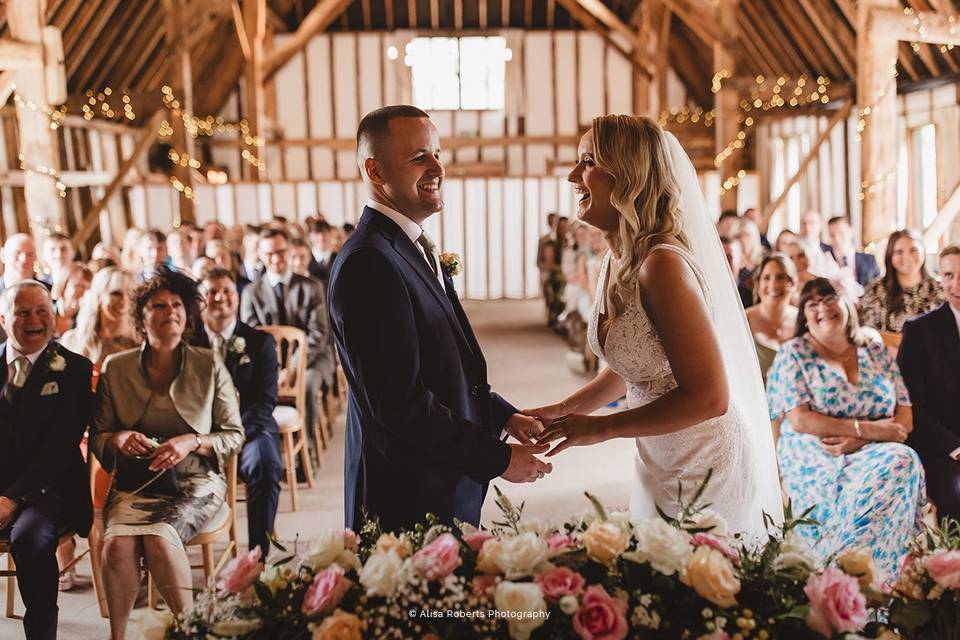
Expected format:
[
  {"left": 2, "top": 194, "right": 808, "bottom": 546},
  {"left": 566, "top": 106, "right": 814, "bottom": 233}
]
[
  {"left": 443, "top": 275, "right": 485, "bottom": 371},
  {"left": 256, "top": 277, "right": 282, "bottom": 325},
  {"left": 935, "top": 304, "right": 960, "bottom": 369}
]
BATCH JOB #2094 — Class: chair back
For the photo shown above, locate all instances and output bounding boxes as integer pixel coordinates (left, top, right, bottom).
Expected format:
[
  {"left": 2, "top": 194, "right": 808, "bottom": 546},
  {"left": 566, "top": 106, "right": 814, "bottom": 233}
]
[
  {"left": 259, "top": 325, "right": 308, "bottom": 417},
  {"left": 879, "top": 331, "right": 902, "bottom": 348}
]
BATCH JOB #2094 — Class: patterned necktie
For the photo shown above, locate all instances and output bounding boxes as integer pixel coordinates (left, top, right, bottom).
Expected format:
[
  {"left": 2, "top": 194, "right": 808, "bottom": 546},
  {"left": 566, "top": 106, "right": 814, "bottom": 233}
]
[
  {"left": 5, "top": 356, "right": 29, "bottom": 402},
  {"left": 417, "top": 232, "right": 440, "bottom": 279},
  {"left": 273, "top": 281, "right": 288, "bottom": 325}
]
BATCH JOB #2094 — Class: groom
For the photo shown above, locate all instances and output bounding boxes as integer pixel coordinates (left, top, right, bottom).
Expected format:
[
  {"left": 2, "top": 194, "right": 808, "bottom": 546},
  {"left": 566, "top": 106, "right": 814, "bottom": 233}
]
[{"left": 328, "top": 105, "right": 551, "bottom": 532}]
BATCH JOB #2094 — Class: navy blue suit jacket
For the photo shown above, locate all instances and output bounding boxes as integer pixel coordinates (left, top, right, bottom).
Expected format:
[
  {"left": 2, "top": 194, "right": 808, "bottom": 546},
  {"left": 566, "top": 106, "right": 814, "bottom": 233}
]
[
  {"left": 193, "top": 321, "right": 279, "bottom": 439},
  {"left": 327, "top": 207, "right": 514, "bottom": 532},
  {"left": 898, "top": 304, "right": 960, "bottom": 459},
  {"left": 0, "top": 342, "right": 93, "bottom": 535}
]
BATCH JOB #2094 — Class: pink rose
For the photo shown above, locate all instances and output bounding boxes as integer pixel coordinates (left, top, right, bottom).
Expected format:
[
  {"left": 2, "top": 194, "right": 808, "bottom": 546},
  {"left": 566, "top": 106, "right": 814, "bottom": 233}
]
[
  {"left": 413, "top": 533, "right": 462, "bottom": 581},
  {"left": 464, "top": 529, "right": 495, "bottom": 552},
  {"left": 217, "top": 547, "right": 263, "bottom": 595},
  {"left": 340, "top": 530, "right": 360, "bottom": 552},
  {"left": 804, "top": 568, "right": 867, "bottom": 637},
  {"left": 925, "top": 550, "right": 960, "bottom": 589},
  {"left": 572, "top": 585, "right": 628, "bottom": 640},
  {"left": 691, "top": 533, "right": 740, "bottom": 566},
  {"left": 302, "top": 564, "right": 353, "bottom": 618},
  {"left": 472, "top": 574, "right": 497, "bottom": 597},
  {"left": 547, "top": 533, "right": 576, "bottom": 554},
  {"left": 535, "top": 566, "right": 585, "bottom": 602}
]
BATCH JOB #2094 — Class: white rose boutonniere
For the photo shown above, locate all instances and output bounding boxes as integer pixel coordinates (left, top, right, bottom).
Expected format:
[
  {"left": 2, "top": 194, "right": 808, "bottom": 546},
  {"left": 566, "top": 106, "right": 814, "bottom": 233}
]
[
  {"left": 439, "top": 252, "right": 462, "bottom": 277},
  {"left": 48, "top": 353, "right": 67, "bottom": 372},
  {"left": 228, "top": 336, "right": 251, "bottom": 365}
]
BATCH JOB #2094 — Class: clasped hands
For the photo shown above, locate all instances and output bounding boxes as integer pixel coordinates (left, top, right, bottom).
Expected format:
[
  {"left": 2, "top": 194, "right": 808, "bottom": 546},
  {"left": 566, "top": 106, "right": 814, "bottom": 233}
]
[{"left": 112, "top": 431, "right": 198, "bottom": 471}]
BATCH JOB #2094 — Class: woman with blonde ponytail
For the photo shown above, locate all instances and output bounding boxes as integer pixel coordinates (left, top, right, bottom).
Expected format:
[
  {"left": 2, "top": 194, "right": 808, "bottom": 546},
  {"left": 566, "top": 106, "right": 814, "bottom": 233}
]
[{"left": 529, "top": 115, "right": 782, "bottom": 540}]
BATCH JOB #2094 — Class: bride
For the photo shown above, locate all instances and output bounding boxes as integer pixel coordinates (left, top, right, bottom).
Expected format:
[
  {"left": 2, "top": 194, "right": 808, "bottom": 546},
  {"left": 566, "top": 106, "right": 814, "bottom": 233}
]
[{"left": 528, "top": 115, "right": 783, "bottom": 540}]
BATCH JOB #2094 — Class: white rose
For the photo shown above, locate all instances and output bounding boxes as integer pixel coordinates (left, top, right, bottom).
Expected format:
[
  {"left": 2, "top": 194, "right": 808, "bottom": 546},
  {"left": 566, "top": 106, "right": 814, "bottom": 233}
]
[
  {"left": 626, "top": 518, "right": 693, "bottom": 576},
  {"left": 682, "top": 509, "right": 729, "bottom": 537},
  {"left": 773, "top": 531, "right": 818, "bottom": 574},
  {"left": 518, "top": 518, "right": 553, "bottom": 536},
  {"left": 559, "top": 594, "right": 579, "bottom": 615},
  {"left": 135, "top": 609, "right": 175, "bottom": 640},
  {"left": 493, "top": 532, "right": 549, "bottom": 579},
  {"left": 494, "top": 581, "right": 548, "bottom": 640},
  {"left": 359, "top": 551, "right": 405, "bottom": 597},
  {"left": 302, "top": 530, "right": 358, "bottom": 571}
]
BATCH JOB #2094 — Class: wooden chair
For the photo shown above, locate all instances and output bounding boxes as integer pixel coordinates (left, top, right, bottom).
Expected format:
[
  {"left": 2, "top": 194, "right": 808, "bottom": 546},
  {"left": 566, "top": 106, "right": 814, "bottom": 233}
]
[
  {"left": 259, "top": 325, "right": 316, "bottom": 512},
  {"left": 88, "top": 455, "right": 108, "bottom": 618},
  {"left": 1, "top": 532, "right": 83, "bottom": 618},
  {"left": 148, "top": 453, "right": 239, "bottom": 608}
]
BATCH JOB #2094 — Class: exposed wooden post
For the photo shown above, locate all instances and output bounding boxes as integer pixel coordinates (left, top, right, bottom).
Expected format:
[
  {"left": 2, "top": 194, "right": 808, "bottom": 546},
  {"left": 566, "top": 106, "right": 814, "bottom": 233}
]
[
  {"left": 657, "top": 6, "right": 672, "bottom": 114},
  {"left": 857, "top": 0, "right": 900, "bottom": 247},
  {"left": 262, "top": 0, "right": 352, "bottom": 81},
  {"left": 163, "top": 0, "right": 196, "bottom": 224},
  {"left": 243, "top": 0, "right": 266, "bottom": 180},
  {"left": 714, "top": 0, "right": 740, "bottom": 212},
  {"left": 633, "top": 0, "right": 660, "bottom": 116},
  {"left": 6, "top": 0, "right": 64, "bottom": 237}
]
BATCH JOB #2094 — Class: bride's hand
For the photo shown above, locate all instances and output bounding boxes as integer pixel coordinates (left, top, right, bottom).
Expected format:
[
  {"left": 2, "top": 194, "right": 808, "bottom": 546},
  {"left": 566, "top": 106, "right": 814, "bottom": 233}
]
[
  {"left": 536, "top": 414, "right": 610, "bottom": 456},
  {"left": 521, "top": 403, "right": 565, "bottom": 429}
]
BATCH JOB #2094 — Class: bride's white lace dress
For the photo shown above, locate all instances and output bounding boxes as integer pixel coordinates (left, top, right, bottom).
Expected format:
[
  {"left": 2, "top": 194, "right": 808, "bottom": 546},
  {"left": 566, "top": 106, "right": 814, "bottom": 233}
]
[{"left": 588, "top": 244, "right": 765, "bottom": 536}]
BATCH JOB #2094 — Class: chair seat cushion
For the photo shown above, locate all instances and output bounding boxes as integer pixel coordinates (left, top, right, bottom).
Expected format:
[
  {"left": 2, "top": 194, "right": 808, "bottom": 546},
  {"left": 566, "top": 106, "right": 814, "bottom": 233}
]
[{"left": 273, "top": 406, "right": 301, "bottom": 432}]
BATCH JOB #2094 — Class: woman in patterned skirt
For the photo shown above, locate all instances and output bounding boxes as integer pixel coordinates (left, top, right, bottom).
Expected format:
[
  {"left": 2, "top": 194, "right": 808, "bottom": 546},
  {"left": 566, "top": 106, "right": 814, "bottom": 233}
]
[
  {"left": 91, "top": 269, "right": 243, "bottom": 640},
  {"left": 767, "top": 278, "right": 927, "bottom": 580}
]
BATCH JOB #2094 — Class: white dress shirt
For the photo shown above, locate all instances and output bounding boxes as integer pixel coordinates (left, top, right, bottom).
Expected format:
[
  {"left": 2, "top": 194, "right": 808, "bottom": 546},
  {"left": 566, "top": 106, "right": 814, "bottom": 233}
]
[
  {"left": 366, "top": 199, "right": 444, "bottom": 288},
  {"left": 205, "top": 318, "right": 237, "bottom": 355},
  {"left": 265, "top": 269, "right": 293, "bottom": 290}
]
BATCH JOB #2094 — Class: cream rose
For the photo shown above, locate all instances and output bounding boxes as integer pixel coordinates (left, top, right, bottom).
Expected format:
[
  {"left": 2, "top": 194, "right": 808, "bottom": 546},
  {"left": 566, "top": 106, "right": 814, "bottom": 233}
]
[
  {"left": 627, "top": 518, "right": 693, "bottom": 576},
  {"left": 477, "top": 538, "right": 504, "bottom": 575},
  {"left": 374, "top": 532, "right": 412, "bottom": 559},
  {"left": 583, "top": 520, "right": 631, "bottom": 565},
  {"left": 493, "top": 532, "right": 549, "bottom": 579},
  {"left": 774, "top": 531, "right": 818, "bottom": 574},
  {"left": 683, "top": 509, "right": 729, "bottom": 537},
  {"left": 836, "top": 548, "right": 877, "bottom": 592},
  {"left": 494, "top": 580, "right": 548, "bottom": 640},
  {"left": 302, "top": 530, "right": 358, "bottom": 571},
  {"left": 682, "top": 546, "right": 741, "bottom": 608},
  {"left": 359, "top": 551, "right": 405, "bottom": 597},
  {"left": 135, "top": 609, "right": 175, "bottom": 640}
]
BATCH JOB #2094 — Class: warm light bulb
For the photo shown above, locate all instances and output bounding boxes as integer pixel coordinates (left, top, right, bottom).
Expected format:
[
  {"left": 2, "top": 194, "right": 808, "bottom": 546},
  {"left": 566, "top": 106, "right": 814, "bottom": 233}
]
[{"left": 386, "top": 46, "right": 398, "bottom": 60}]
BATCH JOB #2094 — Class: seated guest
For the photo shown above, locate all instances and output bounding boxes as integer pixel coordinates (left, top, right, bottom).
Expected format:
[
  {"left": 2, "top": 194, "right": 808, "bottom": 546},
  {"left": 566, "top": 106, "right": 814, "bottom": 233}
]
[
  {"left": 40, "top": 233, "right": 76, "bottom": 290},
  {"left": 191, "top": 255, "right": 216, "bottom": 280},
  {"left": 799, "top": 209, "right": 834, "bottom": 256},
  {"left": 240, "top": 225, "right": 263, "bottom": 282},
  {"left": 1, "top": 233, "right": 41, "bottom": 293},
  {"left": 51, "top": 262, "right": 93, "bottom": 338},
  {"left": 119, "top": 228, "right": 144, "bottom": 273},
  {"left": 767, "top": 277, "right": 926, "bottom": 580},
  {"left": 720, "top": 235, "right": 754, "bottom": 309},
  {"left": 289, "top": 237, "right": 314, "bottom": 279},
  {"left": 741, "top": 207, "right": 771, "bottom": 251},
  {"left": 92, "top": 270, "right": 244, "bottom": 640},
  {"left": 898, "top": 245, "right": 960, "bottom": 521},
  {"left": 786, "top": 240, "right": 818, "bottom": 304},
  {"left": 828, "top": 216, "right": 880, "bottom": 289},
  {"left": 715, "top": 209, "right": 739, "bottom": 237},
  {"left": 860, "top": 229, "right": 944, "bottom": 333},
  {"left": 137, "top": 229, "right": 169, "bottom": 280},
  {"left": 774, "top": 229, "right": 798, "bottom": 253},
  {"left": 166, "top": 228, "right": 195, "bottom": 271},
  {"left": 0, "top": 281, "right": 93, "bottom": 640},
  {"left": 241, "top": 228, "right": 333, "bottom": 461},
  {"left": 196, "top": 268, "right": 282, "bottom": 553},
  {"left": 307, "top": 220, "right": 336, "bottom": 283},
  {"left": 735, "top": 218, "right": 766, "bottom": 289},
  {"left": 206, "top": 239, "right": 251, "bottom": 295},
  {"left": 746, "top": 254, "right": 798, "bottom": 381}
]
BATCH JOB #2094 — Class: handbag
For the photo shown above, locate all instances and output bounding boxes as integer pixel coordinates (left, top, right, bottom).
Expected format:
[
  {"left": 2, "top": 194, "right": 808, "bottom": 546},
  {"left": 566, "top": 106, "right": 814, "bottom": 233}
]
[{"left": 115, "top": 439, "right": 180, "bottom": 497}]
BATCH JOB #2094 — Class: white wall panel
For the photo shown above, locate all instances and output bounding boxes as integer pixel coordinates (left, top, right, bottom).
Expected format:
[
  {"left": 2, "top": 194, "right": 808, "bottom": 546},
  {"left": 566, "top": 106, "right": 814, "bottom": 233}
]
[
  {"left": 464, "top": 178, "right": 487, "bottom": 299},
  {"left": 306, "top": 35, "right": 335, "bottom": 179},
  {"left": 487, "top": 179, "right": 504, "bottom": 298},
  {"left": 318, "top": 182, "right": 345, "bottom": 225},
  {"left": 272, "top": 183, "right": 297, "bottom": 220},
  {"left": 296, "top": 182, "right": 318, "bottom": 219},
  {"left": 441, "top": 179, "right": 465, "bottom": 292},
  {"left": 605, "top": 46, "right": 633, "bottom": 115},
  {"left": 357, "top": 34, "right": 383, "bottom": 121},
  {"left": 257, "top": 184, "right": 273, "bottom": 221},
  {"left": 274, "top": 46, "right": 310, "bottom": 181},
  {"left": 524, "top": 178, "right": 541, "bottom": 297},
  {"left": 577, "top": 33, "right": 605, "bottom": 127},
  {"left": 479, "top": 111, "right": 506, "bottom": 163},
  {"left": 234, "top": 184, "right": 260, "bottom": 225},
  {"left": 193, "top": 186, "right": 217, "bottom": 225},
  {"left": 215, "top": 185, "right": 236, "bottom": 226},
  {"left": 146, "top": 186, "right": 175, "bottom": 230},
  {"left": 554, "top": 33, "right": 578, "bottom": 135},
  {"left": 128, "top": 186, "right": 148, "bottom": 229},
  {"left": 332, "top": 34, "right": 359, "bottom": 179},
  {"left": 503, "top": 178, "right": 525, "bottom": 298},
  {"left": 524, "top": 32, "right": 554, "bottom": 175}
]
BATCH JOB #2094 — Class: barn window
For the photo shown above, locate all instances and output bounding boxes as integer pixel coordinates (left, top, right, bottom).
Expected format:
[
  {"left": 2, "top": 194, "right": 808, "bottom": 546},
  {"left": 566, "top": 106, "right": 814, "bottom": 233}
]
[{"left": 404, "top": 36, "right": 509, "bottom": 111}]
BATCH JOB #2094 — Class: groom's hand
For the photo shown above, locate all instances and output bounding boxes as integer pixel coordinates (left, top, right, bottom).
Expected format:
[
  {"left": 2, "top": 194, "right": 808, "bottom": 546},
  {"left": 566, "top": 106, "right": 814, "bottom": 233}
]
[
  {"left": 504, "top": 413, "right": 545, "bottom": 445},
  {"left": 520, "top": 403, "right": 564, "bottom": 429},
  {"left": 501, "top": 443, "right": 553, "bottom": 483}
]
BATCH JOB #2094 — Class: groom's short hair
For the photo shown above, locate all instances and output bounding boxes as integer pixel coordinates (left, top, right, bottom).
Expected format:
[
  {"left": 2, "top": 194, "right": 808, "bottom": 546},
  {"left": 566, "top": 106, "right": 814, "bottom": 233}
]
[{"left": 356, "top": 105, "right": 430, "bottom": 159}]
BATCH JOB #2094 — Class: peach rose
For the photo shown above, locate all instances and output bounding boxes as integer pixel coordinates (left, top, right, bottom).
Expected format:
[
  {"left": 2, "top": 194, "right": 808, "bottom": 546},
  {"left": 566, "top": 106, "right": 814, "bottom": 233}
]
[
  {"left": 217, "top": 547, "right": 263, "bottom": 595},
  {"left": 572, "top": 585, "right": 628, "bottom": 640},
  {"left": 925, "top": 550, "right": 960, "bottom": 589},
  {"left": 302, "top": 564, "right": 353, "bottom": 618},
  {"left": 535, "top": 566, "right": 585, "bottom": 602},
  {"left": 683, "top": 546, "right": 740, "bottom": 608},
  {"left": 836, "top": 548, "right": 878, "bottom": 592},
  {"left": 374, "top": 532, "right": 411, "bottom": 559},
  {"left": 312, "top": 609, "right": 364, "bottom": 640},
  {"left": 477, "top": 538, "right": 504, "bottom": 575},
  {"left": 804, "top": 568, "right": 867, "bottom": 637},
  {"left": 582, "top": 520, "right": 630, "bottom": 565},
  {"left": 463, "top": 529, "right": 495, "bottom": 552},
  {"left": 413, "top": 533, "right": 462, "bottom": 581}
]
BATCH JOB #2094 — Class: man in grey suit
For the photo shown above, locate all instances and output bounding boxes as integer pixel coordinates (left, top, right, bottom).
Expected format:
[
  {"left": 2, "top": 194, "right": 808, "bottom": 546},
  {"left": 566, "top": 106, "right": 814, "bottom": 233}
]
[{"left": 240, "top": 228, "right": 334, "bottom": 459}]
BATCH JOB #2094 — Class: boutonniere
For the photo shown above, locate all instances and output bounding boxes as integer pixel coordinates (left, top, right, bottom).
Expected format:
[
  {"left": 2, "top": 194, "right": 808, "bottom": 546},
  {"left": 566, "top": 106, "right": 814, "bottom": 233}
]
[
  {"left": 439, "top": 252, "right": 463, "bottom": 277},
  {"left": 48, "top": 350, "right": 67, "bottom": 372},
  {"left": 227, "top": 336, "right": 252, "bottom": 366}
]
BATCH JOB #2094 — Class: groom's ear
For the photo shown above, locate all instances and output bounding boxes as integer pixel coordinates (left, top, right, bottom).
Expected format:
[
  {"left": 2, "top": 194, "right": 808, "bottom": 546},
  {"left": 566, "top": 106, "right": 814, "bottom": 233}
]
[{"left": 363, "top": 157, "right": 385, "bottom": 186}]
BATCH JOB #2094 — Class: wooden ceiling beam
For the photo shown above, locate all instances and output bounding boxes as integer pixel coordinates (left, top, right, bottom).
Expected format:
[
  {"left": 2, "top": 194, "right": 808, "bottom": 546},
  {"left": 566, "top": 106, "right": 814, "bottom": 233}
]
[
  {"left": 117, "top": 21, "right": 165, "bottom": 93},
  {"left": 262, "top": 0, "right": 351, "bottom": 81},
  {"left": 555, "top": 0, "right": 653, "bottom": 76},
  {"left": 479, "top": 0, "right": 487, "bottom": 28},
  {"left": 87, "top": 3, "right": 156, "bottom": 90},
  {"left": 796, "top": 0, "right": 856, "bottom": 79},
  {"left": 740, "top": 0, "right": 805, "bottom": 76},
  {"left": 71, "top": 0, "right": 142, "bottom": 91},
  {"left": 771, "top": 0, "right": 842, "bottom": 79},
  {"left": 66, "top": 0, "right": 123, "bottom": 78},
  {"left": 660, "top": 0, "right": 722, "bottom": 46},
  {"left": 0, "top": 38, "right": 43, "bottom": 68},
  {"left": 61, "top": 0, "right": 103, "bottom": 58},
  {"left": 567, "top": 0, "right": 643, "bottom": 46}
]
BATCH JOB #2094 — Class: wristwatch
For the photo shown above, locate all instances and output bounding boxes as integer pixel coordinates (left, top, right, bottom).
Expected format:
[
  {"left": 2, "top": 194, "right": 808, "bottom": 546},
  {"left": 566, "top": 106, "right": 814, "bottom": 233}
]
[{"left": 194, "top": 434, "right": 203, "bottom": 451}]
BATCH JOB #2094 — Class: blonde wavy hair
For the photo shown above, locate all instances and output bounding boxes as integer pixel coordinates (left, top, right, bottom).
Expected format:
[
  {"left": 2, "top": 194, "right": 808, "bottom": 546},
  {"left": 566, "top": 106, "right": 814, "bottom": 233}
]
[
  {"left": 591, "top": 114, "right": 689, "bottom": 325},
  {"left": 63, "top": 266, "right": 138, "bottom": 365}
]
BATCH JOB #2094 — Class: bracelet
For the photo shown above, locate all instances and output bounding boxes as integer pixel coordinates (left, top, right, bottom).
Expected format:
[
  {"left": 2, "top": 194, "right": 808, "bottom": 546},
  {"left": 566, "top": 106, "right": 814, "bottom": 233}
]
[
  {"left": 194, "top": 434, "right": 203, "bottom": 451},
  {"left": 853, "top": 419, "right": 863, "bottom": 438}
]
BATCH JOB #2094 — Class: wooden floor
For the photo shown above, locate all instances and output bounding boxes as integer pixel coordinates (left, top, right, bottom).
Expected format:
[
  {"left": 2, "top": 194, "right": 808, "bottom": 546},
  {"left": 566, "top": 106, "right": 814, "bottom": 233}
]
[{"left": 0, "top": 299, "right": 634, "bottom": 639}]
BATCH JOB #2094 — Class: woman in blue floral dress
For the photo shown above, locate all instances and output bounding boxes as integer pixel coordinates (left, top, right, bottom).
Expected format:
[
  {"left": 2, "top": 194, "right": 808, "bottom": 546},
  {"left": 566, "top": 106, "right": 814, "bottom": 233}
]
[{"left": 767, "top": 278, "right": 927, "bottom": 580}]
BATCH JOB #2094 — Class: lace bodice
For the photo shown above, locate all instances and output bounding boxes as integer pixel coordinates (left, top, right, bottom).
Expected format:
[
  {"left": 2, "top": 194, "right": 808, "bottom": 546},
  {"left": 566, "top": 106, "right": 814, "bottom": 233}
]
[{"left": 587, "top": 244, "right": 760, "bottom": 535}]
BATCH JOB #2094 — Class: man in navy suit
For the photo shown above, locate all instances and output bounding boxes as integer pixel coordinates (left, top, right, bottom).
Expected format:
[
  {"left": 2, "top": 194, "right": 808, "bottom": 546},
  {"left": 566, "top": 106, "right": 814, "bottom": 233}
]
[
  {"left": 898, "top": 245, "right": 960, "bottom": 520},
  {"left": 327, "top": 105, "right": 552, "bottom": 532},
  {"left": 0, "top": 281, "right": 93, "bottom": 640},
  {"left": 196, "top": 268, "right": 282, "bottom": 554},
  {"left": 828, "top": 216, "right": 880, "bottom": 288}
]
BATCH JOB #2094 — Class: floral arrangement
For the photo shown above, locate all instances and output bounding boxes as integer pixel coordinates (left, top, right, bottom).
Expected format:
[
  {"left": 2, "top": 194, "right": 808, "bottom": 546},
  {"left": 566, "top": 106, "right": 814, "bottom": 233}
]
[
  {"left": 439, "top": 252, "right": 462, "bottom": 277},
  {"left": 156, "top": 479, "right": 911, "bottom": 640},
  {"left": 889, "top": 518, "right": 960, "bottom": 640}
]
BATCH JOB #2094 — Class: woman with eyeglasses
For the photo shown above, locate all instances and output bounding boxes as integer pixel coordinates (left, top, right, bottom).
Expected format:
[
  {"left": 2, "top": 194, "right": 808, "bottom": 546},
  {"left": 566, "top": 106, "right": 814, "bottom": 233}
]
[
  {"left": 859, "top": 229, "right": 943, "bottom": 333},
  {"left": 766, "top": 277, "right": 927, "bottom": 580}
]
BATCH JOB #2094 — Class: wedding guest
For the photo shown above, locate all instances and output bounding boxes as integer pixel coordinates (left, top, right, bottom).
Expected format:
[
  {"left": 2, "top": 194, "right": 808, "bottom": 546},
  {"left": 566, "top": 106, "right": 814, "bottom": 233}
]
[
  {"left": 742, "top": 208, "right": 771, "bottom": 251},
  {"left": 767, "top": 277, "right": 925, "bottom": 579},
  {"left": 166, "top": 228, "right": 195, "bottom": 271},
  {"left": 720, "top": 236, "right": 754, "bottom": 309},
  {"left": 536, "top": 213, "right": 561, "bottom": 325},
  {"left": 0, "top": 281, "right": 93, "bottom": 640},
  {"left": 307, "top": 220, "right": 336, "bottom": 284},
  {"left": 203, "top": 221, "right": 227, "bottom": 243},
  {"left": 240, "top": 226, "right": 263, "bottom": 282},
  {"left": 196, "top": 268, "right": 281, "bottom": 554},
  {"left": 787, "top": 240, "right": 818, "bottom": 302},
  {"left": 137, "top": 229, "right": 169, "bottom": 280},
  {"left": 746, "top": 254, "right": 798, "bottom": 381},
  {"left": 735, "top": 218, "right": 765, "bottom": 289},
  {"left": 561, "top": 223, "right": 592, "bottom": 323},
  {"left": 119, "top": 228, "right": 144, "bottom": 273},
  {"left": 90, "top": 243, "right": 120, "bottom": 268},
  {"left": 774, "top": 229, "right": 798, "bottom": 253},
  {"left": 1, "top": 233, "right": 40, "bottom": 293},
  {"left": 799, "top": 210, "right": 833, "bottom": 255},
  {"left": 715, "top": 209, "right": 739, "bottom": 237},
  {"left": 898, "top": 244, "right": 960, "bottom": 520},
  {"left": 828, "top": 216, "right": 880, "bottom": 288},
  {"left": 51, "top": 263, "right": 93, "bottom": 338},
  {"left": 289, "top": 237, "right": 314, "bottom": 278},
  {"left": 860, "top": 229, "right": 943, "bottom": 333},
  {"left": 92, "top": 270, "right": 244, "bottom": 640},
  {"left": 191, "top": 255, "right": 216, "bottom": 280},
  {"left": 40, "top": 233, "right": 76, "bottom": 289}
]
